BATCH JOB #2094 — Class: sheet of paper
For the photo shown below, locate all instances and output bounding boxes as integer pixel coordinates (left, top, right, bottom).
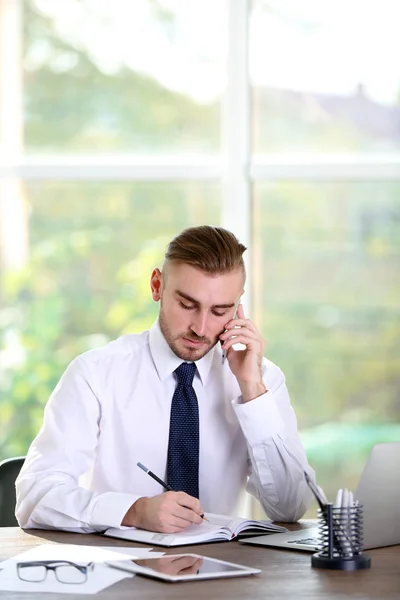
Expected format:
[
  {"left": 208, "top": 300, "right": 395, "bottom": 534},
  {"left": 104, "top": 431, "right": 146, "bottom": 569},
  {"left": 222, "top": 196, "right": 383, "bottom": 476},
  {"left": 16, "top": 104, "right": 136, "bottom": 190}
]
[{"left": 0, "top": 544, "right": 165, "bottom": 595}]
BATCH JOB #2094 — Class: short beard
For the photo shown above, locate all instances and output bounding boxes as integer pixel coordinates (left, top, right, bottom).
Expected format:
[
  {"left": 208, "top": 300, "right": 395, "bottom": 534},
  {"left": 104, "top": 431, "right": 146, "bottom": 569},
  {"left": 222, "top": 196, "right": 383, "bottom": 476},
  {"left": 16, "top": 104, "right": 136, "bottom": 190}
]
[{"left": 159, "top": 306, "right": 216, "bottom": 361}]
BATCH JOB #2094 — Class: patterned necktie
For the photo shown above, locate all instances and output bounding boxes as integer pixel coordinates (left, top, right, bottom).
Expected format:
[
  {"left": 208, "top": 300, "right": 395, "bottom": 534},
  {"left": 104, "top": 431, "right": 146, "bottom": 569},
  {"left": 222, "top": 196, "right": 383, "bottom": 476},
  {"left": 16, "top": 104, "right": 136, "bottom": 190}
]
[{"left": 167, "top": 362, "right": 199, "bottom": 498}]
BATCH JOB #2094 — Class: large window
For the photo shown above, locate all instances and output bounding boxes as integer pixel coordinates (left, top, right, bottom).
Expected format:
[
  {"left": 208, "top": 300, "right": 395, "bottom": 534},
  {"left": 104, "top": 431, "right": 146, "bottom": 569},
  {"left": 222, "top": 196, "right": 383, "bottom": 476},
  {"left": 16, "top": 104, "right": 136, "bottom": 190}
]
[{"left": 1, "top": 0, "right": 399, "bottom": 516}]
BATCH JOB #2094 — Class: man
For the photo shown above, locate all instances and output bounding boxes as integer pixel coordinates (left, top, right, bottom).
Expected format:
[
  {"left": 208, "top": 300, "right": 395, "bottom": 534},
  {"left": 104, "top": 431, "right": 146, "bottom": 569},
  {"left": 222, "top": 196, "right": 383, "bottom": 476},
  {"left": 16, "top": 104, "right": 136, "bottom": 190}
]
[{"left": 16, "top": 225, "right": 314, "bottom": 533}]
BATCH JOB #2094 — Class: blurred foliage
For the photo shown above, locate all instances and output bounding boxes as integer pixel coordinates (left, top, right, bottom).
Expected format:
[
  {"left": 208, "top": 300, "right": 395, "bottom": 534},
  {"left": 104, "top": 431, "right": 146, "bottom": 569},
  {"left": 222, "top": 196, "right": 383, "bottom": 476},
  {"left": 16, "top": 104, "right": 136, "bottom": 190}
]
[
  {"left": 0, "top": 231, "right": 162, "bottom": 456},
  {"left": 22, "top": 0, "right": 220, "bottom": 154},
  {"left": 253, "top": 181, "right": 400, "bottom": 427}
]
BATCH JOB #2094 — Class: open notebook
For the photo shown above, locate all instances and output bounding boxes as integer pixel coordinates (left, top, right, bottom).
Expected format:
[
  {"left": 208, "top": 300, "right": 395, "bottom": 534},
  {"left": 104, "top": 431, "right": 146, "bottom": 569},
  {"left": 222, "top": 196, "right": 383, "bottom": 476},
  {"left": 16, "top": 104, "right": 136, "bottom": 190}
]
[{"left": 103, "top": 513, "right": 288, "bottom": 547}]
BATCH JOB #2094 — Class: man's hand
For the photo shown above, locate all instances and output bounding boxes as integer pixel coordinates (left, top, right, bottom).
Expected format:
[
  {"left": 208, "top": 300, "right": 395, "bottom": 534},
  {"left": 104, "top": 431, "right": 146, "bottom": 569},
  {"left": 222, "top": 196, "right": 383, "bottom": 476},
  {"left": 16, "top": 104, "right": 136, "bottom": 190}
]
[
  {"left": 121, "top": 491, "right": 205, "bottom": 533},
  {"left": 220, "top": 303, "right": 267, "bottom": 402}
]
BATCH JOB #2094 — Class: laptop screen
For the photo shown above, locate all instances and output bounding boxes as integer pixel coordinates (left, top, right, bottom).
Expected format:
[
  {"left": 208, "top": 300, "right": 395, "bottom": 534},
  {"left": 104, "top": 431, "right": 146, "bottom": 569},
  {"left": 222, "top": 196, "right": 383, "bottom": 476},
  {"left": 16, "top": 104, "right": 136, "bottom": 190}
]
[{"left": 355, "top": 442, "right": 400, "bottom": 549}]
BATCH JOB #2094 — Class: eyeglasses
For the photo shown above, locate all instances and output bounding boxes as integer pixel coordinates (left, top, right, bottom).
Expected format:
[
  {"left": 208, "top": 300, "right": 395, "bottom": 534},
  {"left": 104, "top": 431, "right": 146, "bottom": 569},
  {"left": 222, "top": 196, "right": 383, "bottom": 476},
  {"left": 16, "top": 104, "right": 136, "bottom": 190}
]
[{"left": 17, "top": 560, "right": 94, "bottom": 584}]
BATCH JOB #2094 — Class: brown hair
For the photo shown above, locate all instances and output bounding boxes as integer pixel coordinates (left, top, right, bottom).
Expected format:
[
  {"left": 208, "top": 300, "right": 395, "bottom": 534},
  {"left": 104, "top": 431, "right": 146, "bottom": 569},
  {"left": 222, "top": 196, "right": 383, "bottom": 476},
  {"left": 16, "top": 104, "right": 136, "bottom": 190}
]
[{"left": 164, "top": 226, "right": 247, "bottom": 276}]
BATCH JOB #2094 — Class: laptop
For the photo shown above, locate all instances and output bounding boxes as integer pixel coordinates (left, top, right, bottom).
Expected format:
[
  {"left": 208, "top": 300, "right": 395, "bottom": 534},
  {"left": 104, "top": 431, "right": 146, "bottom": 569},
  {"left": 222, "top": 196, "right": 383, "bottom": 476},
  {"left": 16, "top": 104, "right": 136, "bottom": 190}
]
[{"left": 240, "top": 441, "right": 400, "bottom": 552}]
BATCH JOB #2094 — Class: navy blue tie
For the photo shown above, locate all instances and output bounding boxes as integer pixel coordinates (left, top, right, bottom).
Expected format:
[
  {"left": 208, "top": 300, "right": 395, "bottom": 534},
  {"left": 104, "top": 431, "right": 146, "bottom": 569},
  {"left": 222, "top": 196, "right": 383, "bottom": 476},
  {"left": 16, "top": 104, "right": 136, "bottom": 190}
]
[{"left": 167, "top": 362, "right": 199, "bottom": 498}]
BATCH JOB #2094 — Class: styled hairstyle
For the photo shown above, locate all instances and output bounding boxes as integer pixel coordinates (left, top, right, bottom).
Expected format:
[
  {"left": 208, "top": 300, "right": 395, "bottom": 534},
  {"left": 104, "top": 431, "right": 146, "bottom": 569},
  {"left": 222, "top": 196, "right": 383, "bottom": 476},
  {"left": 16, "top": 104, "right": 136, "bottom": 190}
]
[{"left": 164, "top": 226, "right": 247, "bottom": 276}]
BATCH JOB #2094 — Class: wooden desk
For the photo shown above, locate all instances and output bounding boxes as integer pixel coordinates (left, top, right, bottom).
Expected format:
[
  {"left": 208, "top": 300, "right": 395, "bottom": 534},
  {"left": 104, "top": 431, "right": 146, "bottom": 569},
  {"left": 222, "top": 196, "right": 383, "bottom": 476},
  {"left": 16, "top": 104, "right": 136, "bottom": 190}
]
[{"left": 1, "top": 526, "right": 399, "bottom": 599}]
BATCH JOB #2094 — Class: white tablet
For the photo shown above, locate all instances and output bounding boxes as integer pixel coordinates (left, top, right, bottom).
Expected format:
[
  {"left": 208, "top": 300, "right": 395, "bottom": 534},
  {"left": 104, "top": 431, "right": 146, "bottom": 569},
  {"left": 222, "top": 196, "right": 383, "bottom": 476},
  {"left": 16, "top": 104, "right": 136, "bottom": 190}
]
[{"left": 106, "top": 553, "right": 261, "bottom": 582}]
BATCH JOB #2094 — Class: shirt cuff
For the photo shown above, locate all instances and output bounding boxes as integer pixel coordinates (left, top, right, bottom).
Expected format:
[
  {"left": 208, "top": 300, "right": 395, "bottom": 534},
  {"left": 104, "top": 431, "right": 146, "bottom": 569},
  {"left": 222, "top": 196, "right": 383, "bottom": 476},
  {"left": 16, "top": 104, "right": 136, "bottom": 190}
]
[
  {"left": 90, "top": 492, "right": 139, "bottom": 529},
  {"left": 232, "top": 390, "right": 285, "bottom": 446}
]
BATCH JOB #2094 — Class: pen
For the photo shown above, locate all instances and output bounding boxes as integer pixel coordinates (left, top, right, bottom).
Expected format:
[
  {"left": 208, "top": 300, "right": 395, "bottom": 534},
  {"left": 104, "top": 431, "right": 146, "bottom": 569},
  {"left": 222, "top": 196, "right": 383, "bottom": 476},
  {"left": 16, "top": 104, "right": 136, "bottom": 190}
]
[
  {"left": 221, "top": 300, "right": 241, "bottom": 366},
  {"left": 137, "top": 462, "right": 209, "bottom": 522},
  {"left": 317, "top": 485, "right": 328, "bottom": 504},
  {"left": 303, "top": 471, "right": 327, "bottom": 511},
  {"left": 335, "top": 488, "right": 343, "bottom": 509},
  {"left": 138, "top": 462, "right": 173, "bottom": 491},
  {"left": 304, "top": 472, "right": 348, "bottom": 555},
  {"left": 336, "top": 487, "right": 354, "bottom": 557}
]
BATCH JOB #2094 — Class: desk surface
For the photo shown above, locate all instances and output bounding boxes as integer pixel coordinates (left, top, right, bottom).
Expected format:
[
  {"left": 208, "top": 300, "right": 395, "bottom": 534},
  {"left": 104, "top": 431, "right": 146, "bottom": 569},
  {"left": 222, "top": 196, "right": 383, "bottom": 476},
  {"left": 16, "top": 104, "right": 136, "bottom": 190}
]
[{"left": 1, "top": 525, "right": 399, "bottom": 599}]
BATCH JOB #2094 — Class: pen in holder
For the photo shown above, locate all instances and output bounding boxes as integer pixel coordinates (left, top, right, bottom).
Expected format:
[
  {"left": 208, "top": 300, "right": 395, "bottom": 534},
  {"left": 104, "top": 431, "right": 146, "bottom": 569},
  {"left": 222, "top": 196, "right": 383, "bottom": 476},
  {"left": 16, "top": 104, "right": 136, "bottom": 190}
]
[{"left": 311, "top": 504, "right": 371, "bottom": 571}]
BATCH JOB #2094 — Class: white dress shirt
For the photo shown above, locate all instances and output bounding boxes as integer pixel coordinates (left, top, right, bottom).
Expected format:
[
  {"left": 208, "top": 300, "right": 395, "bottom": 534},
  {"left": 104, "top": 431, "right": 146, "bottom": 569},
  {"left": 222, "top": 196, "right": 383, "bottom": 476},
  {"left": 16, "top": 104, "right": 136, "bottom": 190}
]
[{"left": 16, "top": 320, "right": 314, "bottom": 532}]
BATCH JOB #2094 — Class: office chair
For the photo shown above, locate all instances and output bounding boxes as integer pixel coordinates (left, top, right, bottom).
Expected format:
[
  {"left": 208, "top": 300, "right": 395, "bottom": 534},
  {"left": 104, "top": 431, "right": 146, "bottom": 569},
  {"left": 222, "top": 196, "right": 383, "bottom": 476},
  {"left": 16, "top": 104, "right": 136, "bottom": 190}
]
[{"left": 0, "top": 456, "right": 25, "bottom": 526}]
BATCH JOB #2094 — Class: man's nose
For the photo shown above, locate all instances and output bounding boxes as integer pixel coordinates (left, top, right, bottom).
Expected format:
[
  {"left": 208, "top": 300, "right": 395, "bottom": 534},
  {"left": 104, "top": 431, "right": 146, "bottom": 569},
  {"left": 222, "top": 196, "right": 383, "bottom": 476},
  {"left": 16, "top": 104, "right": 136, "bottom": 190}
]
[{"left": 190, "top": 311, "right": 208, "bottom": 338}]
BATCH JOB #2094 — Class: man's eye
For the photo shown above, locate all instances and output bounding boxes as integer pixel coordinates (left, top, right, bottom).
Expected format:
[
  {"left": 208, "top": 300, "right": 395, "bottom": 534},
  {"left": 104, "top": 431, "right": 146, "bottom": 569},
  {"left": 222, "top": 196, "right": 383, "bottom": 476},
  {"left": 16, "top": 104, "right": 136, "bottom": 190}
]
[
  {"left": 212, "top": 311, "right": 226, "bottom": 317},
  {"left": 179, "top": 301, "right": 194, "bottom": 310}
]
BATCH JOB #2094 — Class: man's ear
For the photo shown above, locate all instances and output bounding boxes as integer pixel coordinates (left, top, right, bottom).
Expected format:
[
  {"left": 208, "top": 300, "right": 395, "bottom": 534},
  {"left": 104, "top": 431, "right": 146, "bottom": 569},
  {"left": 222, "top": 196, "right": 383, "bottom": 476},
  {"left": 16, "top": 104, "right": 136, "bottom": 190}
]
[{"left": 150, "top": 268, "right": 162, "bottom": 301}]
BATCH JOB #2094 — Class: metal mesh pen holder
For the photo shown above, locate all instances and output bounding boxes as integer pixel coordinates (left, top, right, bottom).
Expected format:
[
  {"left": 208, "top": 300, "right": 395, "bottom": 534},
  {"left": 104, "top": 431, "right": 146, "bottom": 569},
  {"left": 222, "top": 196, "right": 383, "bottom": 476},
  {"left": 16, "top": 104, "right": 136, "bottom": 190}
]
[{"left": 311, "top": 504, "right": 371, "bottom": 570}]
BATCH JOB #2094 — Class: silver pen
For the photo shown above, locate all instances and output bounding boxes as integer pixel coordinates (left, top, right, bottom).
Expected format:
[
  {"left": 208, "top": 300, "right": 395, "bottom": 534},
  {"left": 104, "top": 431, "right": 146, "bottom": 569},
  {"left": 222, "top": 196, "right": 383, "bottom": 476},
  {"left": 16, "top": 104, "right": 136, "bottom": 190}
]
[{"left": 221, "top": 300, "right": 241, "bottom": 365}]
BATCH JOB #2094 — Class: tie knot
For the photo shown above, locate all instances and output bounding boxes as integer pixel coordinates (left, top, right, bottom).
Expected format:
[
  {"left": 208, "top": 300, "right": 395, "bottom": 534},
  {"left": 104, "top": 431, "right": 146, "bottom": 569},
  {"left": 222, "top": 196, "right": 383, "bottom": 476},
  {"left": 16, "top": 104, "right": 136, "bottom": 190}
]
[{"left": 174, "top": 362, "right": 196, "bottom": 386}]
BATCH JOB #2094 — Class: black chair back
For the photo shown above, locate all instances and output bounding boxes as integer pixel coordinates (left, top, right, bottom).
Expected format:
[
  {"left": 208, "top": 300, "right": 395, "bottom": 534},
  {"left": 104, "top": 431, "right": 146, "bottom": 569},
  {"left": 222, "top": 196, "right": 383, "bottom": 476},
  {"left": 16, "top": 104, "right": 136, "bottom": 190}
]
[{"left": 0, "top": 456, "right": 25, "bottom": 526}]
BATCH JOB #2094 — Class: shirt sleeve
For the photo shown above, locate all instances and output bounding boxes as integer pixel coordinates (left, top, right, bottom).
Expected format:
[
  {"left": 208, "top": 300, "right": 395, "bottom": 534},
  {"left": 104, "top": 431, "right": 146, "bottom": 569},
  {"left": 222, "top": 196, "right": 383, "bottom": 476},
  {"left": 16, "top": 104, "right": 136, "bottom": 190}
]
[
  {"left": 232, "top": 361, "right": 315, "bottom": 522},
  {"left": 15, "top": 357, "right": 136, "bottom": 532}
]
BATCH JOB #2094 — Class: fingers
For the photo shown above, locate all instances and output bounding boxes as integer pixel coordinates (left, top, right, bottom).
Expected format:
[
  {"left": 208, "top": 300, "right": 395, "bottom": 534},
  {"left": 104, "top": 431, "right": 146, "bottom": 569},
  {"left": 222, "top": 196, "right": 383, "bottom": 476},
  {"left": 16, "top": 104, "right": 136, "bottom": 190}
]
[
  {"left": 236, "top": 302, "right": 245, "bottom": 319},
  {"left": 160, "top": 514, "right": 195, "bottom": 532},
  {"left": 221, "top": 331, "right": 264, "bottom": 352},
  {"left": 220, "top": 304, "right": 265, "bottom": 353},
  {"left": 157, "top": 492, "right": 204, "bottom": 532},
  {"left": 174, "top": 492, "right": 204, "bottom": 524},
  {"left": 174, "top": 491, "right": 202, "bottom": 513},
  {"left": 220, "top": 325, "right": 263, "bottom": 349},
  {"left": 168, "top": 507, "right": 202, "bottom": 528},
  {"left": 220, "top": 324, "right": 259, "bottom": 342},
  {"left": 223, "top": 306, "right": 259, "bottom": 337},
  {"left": 223, "top": 317, "right": 258, "bottom": 335}
]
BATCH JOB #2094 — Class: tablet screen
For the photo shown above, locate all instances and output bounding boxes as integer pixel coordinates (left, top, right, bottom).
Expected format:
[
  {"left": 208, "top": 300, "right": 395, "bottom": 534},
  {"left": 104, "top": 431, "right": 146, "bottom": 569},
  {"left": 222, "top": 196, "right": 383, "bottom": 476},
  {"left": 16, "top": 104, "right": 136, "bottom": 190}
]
[
  {"left": 107, "top": 554, "right": 261, "bottom": 581},
  {"left": 135, "top": 555, "right": 245, "bottom": 575}
]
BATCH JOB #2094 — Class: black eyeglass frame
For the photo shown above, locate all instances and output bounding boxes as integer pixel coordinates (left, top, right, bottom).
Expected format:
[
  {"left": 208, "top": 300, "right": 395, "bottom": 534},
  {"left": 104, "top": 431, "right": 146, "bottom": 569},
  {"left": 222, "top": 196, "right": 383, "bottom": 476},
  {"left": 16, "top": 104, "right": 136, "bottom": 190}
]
[{"left": 17, "top": 560, "right": 95, "bottom": 584}]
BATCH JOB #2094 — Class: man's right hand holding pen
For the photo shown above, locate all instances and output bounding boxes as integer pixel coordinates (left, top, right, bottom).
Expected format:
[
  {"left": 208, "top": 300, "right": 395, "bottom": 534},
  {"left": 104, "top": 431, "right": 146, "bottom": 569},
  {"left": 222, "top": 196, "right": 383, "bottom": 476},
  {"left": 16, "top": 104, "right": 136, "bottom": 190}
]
[
  {"left": 121, "top": 462, "right": 206, "bottom": 532},
  {"left": 121, "top": 492, "right": 205, "bottom": 533}
]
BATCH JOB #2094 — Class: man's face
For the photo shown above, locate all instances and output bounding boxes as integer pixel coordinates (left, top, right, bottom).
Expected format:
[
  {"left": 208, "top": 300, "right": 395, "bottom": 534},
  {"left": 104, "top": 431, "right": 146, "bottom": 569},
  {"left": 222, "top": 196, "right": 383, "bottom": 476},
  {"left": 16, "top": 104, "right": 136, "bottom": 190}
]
[{"left": 150, "top": 262, "right": 244, "bottom": 362}]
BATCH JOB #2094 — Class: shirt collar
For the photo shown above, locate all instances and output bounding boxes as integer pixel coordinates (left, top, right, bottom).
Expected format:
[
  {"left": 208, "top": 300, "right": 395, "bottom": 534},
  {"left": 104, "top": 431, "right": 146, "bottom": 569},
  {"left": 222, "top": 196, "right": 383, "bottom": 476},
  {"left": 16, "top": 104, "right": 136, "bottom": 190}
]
[{"left": 149, "top": 319, "right": 215, "bottom": 386}]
